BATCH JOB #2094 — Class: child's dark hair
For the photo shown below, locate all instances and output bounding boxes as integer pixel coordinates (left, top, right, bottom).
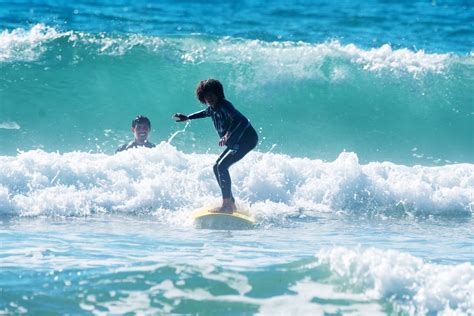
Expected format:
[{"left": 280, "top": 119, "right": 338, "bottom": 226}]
[
  {"left": 196, "top": 79, "right": 225, "bottom": 104},
  {"left": 132, "top": 115, "right": 151, "bottom": 128}
]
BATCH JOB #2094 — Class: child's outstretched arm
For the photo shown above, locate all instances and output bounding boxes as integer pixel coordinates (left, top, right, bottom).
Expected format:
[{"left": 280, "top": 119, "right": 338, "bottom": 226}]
[
  {"left": 173, "top": 113, "right": 189, "bottom": 122},
  {"left": 173, "top": 109, "right": 210, "bottom": 122}
]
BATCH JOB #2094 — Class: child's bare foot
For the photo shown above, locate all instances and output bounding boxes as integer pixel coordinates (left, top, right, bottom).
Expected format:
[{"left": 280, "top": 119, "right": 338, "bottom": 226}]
[
  {"left": 210, "top": 198, "right": 236, "bottom": 214},
  {"left": 209, "top": 206, "right": 233, "bottom": 214}
]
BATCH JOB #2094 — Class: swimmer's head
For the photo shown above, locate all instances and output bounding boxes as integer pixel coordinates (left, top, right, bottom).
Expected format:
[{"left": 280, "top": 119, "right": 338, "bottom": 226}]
[
  {"left": 131, "top": 115, "right": 151, "bottom": 128},
  {"left": 131, "top": 115, "right": 151, "bottom": 144}
]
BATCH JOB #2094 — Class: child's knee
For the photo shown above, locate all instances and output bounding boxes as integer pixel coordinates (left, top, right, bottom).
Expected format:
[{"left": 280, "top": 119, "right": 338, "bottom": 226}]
[{"left": 215, "top": 162, "right": 228, "bottom": 174}]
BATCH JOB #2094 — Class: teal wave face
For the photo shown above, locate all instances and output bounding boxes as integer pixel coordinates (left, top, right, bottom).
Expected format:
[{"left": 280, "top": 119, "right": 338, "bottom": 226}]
[{"left": 1, "top": 26, "right": 473, "bottom": 164}]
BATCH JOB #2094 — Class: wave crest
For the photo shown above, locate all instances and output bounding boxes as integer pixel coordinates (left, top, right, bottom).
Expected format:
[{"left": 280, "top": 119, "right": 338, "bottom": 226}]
[{"left": 0, "top": 24, "right": 464, "bottom": 77}]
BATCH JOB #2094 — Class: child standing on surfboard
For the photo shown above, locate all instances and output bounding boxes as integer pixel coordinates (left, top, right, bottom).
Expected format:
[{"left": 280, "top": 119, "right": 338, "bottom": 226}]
[{"left": 173, "top": 79, "right": 258, "bottom": 213}]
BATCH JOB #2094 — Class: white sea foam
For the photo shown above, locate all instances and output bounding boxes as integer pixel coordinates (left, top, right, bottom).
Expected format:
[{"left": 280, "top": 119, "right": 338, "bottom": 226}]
[
  {"left": 0, "top": 121, "right": 21, "bottom": 130},
  {"left": 316, "top": 247, "right": 474, "bottom": 315},
  {"left": 181, "top": 39, "right": 451, "bottom": 79},
  {"left": 0, "top": 24, "right": 67, "bottom": 62},
  {"left": 0, "top": 143, "right": 472, "bottom": 220}
]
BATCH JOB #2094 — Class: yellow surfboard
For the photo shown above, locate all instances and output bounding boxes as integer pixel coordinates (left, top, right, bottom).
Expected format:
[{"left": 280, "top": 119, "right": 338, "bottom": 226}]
[{"left": 192, "top": 207, "right": 255, "bottom": 230}]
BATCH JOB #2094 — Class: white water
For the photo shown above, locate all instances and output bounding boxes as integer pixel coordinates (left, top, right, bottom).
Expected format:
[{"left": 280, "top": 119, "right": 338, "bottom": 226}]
[{"left": 0, "top": 143, "right": 472, "bottom": 219}]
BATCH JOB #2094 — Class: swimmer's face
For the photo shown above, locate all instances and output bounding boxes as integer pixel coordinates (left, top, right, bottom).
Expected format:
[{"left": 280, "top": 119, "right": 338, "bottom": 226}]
[
  {"left": 204, "top": 93, "right": 219, "bottom": 108},
  {"left": 132, "top": 122, "right": 150, "bottom": 144}
]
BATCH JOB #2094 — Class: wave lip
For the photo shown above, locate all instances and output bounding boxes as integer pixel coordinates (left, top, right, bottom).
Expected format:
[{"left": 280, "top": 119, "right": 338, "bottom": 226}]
[
  {"left": 0, "top": 24, "right": 68, "bottom": 62},
  {"left": 0, "top": 24, "right": 465, "bottom": 77},
  {"left": 182, "top": 39, "right": 452, "bottom": 76}
]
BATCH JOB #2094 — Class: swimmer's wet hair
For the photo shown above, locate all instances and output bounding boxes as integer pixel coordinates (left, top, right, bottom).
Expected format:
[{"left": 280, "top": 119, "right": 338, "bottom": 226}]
[
  {"left": 132, "top": 115, "right": 151, "bottom": 128},
  {"left": 196, "top": 79, "right": 225, "bottom": 104}
]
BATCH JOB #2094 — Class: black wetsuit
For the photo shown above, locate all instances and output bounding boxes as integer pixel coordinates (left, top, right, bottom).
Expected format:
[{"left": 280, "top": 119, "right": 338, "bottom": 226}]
[
  {"left": 189, "top": 99, "right": 258, "bottom": 199},
  {"left": 115, "top": 140, "right": 155, "bottom": 153}
]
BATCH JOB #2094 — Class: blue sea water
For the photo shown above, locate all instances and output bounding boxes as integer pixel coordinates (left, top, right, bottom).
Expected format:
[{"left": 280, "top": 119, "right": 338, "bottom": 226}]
[{"left": 1, "top": 1, "right": 473, "bottom": 314}]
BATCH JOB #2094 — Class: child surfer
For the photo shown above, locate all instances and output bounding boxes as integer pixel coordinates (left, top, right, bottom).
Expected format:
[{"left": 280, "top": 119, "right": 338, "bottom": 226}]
[{"left": 173, "top": 79, "right": 258, "bottom": 213}]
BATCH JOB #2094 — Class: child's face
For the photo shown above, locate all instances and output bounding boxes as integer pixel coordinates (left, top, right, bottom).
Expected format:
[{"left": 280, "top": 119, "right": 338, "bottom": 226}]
[
  {"left": 204, "top": 93, "right": 219, "bottom": 107},
  {"left": 132, "top": 122, "right": 150, "bottom": 143}
]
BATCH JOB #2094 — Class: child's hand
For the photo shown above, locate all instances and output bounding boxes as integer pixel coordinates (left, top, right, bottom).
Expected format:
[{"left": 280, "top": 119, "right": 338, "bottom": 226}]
[
  {"left": 219, "top": 133, "right": 229, "bottom": 146},
  {"left": 173, "top": 113, "right": 189, "bottom": 122}
]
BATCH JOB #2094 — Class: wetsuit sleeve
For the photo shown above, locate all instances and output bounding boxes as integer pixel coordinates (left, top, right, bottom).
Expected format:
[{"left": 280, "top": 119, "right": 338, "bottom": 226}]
[{"left": 188, "top": 108, "right": 210, "bottom": 120}]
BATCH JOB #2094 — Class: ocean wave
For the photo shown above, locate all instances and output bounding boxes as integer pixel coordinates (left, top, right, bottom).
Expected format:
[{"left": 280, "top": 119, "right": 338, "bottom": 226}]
[
  {"left": 1, "top": 24, "right": 471, "bottom": 164},
  {"left": 0, "top": 24, "right": 468, "bottom": 76},
  {"left": 0, "top": 143, "right": 472, "bottom": 219},
  {"left": 2, "top": 245, "right": 471, "bottom": 315},
  {"left": 316, "top": 247, "right": 474, "bottom": 315}
]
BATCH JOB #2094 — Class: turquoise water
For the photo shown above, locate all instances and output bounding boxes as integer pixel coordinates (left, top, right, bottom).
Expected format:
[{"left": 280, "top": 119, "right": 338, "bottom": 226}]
[
  {"left": 1, "top": 28, "right": 473, "bottom": 164},
  {"left": 1, "top": 1, "right": 473, "bottom": 315}
]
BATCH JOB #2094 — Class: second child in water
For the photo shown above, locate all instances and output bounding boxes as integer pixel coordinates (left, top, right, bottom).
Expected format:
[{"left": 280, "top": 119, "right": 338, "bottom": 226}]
[{"left": 173, "top": 79, "right": 258, "bottom": 213}]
